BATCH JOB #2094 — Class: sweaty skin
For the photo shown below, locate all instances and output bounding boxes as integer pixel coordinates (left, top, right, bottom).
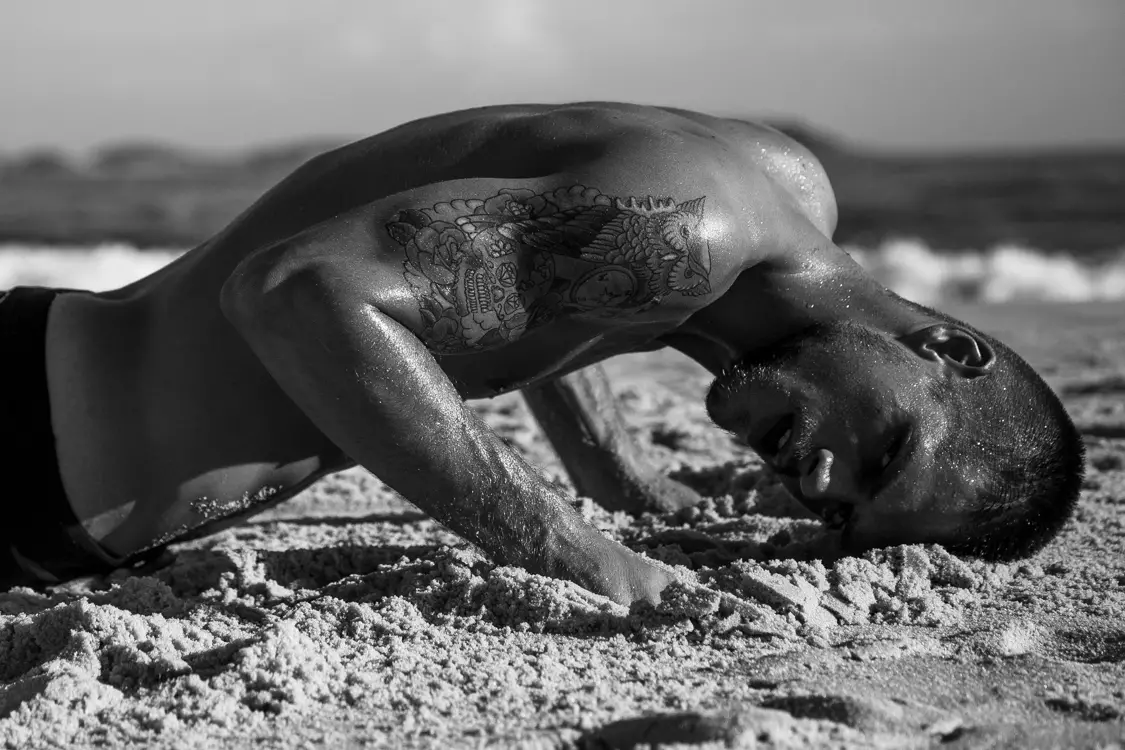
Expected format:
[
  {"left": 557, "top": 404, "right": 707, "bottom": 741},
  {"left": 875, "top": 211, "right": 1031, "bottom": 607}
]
[{"left": 45, "top": 103, "right": 945, "bottom": 605}]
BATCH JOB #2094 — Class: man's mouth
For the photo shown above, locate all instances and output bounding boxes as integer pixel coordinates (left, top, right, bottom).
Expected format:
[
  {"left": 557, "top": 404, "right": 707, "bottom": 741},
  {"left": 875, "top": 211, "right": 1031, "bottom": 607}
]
[
  {"left": 750, "top": 414, "right": 854, "bottom": 532},
  {"left": 755, "top": 413, "right": 798, "bottom": 471}
]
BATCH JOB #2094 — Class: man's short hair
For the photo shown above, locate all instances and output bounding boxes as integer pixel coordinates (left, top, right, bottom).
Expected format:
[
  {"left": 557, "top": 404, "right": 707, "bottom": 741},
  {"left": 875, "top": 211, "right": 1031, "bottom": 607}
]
[{"left": 908, "top": 302, "right": 1085, "bottom": 561}]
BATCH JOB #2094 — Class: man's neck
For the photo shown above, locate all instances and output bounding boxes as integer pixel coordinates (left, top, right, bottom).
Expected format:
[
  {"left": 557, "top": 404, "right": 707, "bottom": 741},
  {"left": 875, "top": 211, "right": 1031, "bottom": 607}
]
[{"left": 667, "top": 241, "right": 940, "bottom": 374}]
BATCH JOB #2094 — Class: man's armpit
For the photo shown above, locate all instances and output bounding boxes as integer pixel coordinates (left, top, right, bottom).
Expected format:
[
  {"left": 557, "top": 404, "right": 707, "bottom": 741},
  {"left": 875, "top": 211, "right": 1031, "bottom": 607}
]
[{"left": 382, "top": 184, "right": 714, "bottom": 353}]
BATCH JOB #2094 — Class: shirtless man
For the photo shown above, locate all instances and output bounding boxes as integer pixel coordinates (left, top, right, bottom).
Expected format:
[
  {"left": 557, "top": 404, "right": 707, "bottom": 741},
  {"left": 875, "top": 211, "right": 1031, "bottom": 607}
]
[{"left": 2, "top": 103, "right": 1084, "bottom": 604}]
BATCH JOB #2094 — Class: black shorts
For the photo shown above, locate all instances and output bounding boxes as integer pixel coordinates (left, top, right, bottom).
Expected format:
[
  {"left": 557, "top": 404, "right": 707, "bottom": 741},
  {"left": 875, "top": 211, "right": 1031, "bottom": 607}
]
[{"left": 0, "top": 287, "right": 137, "bottom": 587}]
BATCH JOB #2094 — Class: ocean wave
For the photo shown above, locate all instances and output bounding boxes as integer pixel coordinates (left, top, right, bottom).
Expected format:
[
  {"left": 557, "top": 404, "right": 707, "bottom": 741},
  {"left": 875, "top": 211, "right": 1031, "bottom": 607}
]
[
  {"left": 847, "top": 239, "right": 1125, "bottom": 304},
  {"left": 1, "top": 240, "right": 1123, "bottom": 303},
  {"left": 0, "top": 244, "right": 183, "bottom": 293}
]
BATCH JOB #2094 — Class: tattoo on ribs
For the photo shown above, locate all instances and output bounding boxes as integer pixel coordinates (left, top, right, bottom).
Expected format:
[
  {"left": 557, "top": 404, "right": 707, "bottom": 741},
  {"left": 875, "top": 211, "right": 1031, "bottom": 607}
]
[{"left": 384, "top": 185, "right": 712, "bottom": 352}]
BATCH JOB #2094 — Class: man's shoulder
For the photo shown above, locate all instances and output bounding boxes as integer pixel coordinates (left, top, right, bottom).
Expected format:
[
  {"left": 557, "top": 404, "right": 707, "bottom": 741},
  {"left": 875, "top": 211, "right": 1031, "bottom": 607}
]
[
  {"left": 526, "top": 105, "right": 838, "bottom": 239},
  {"left": 337, "top": 103, "right": 774, "bottom": 171},
  {"left": 702, "top": 118, "right": 838, "bottom": 239}
]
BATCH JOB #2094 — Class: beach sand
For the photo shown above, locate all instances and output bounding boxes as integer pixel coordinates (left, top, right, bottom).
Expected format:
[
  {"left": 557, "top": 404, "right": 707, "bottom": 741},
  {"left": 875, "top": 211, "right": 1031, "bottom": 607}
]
[{"left": 1, "top": 302, "right": 1122, "bottom": 749}]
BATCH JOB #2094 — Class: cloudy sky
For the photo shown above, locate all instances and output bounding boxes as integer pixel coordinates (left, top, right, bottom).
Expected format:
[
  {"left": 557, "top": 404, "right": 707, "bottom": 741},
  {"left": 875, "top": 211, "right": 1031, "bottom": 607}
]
[{"left": 2, "top": 0, "right": 1122, "bottom": 153}]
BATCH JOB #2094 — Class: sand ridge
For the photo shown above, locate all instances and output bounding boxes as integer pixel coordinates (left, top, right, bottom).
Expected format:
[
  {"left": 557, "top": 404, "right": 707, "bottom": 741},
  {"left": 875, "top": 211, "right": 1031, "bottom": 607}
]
[{"left": 1, "top": 303, "right": 1124, "bottom": 749}]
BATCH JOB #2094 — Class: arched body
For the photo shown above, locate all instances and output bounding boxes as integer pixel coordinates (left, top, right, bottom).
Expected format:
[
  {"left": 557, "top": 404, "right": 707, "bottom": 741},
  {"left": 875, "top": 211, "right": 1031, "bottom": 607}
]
[{"left": 41, "top": 103, "right": 1026, "bottom": 603}]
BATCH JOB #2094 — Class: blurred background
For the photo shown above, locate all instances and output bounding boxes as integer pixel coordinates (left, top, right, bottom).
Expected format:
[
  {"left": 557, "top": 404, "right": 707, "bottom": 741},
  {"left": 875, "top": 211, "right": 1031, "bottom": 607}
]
[{"left": 2, "top": 0, "right": 1123, "bottom": 302}]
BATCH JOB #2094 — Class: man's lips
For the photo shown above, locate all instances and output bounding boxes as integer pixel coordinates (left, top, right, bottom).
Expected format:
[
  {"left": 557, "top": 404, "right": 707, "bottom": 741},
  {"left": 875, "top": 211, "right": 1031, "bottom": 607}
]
[{"left": 753, "top": 413, "right": 799, "bottom": 472}]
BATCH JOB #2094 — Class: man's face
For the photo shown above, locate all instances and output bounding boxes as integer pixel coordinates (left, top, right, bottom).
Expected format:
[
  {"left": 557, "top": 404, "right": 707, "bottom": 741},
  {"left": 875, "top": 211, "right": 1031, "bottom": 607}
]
[{"left": 706, "top": 322, "right": 982, "bottom": 552}]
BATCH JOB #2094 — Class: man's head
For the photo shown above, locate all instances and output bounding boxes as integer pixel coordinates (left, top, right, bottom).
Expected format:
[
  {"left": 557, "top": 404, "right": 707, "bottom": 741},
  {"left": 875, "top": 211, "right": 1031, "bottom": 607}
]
[{"left": 705, "top": 305, "right": 1085, "bottom": 560}]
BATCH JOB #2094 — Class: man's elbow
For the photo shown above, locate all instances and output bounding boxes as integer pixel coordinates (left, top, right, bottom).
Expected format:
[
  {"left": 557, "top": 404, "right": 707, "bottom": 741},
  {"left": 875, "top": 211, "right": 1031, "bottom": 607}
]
[{"left": 220, "top": 244, "right": 333, "bottom": 336}]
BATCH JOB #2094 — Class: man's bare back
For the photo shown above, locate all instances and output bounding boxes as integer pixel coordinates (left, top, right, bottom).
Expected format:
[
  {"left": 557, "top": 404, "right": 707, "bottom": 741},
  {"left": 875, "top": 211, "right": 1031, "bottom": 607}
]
[{"left": 28, "top": 103, "right": 1082, "bottom": 603}]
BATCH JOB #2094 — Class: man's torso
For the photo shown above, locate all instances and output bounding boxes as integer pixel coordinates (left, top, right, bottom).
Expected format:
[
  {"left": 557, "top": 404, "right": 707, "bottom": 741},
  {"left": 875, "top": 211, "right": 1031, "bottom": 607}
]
[{"left": 44, "top": 102, "right": 837, "bottom": 546}]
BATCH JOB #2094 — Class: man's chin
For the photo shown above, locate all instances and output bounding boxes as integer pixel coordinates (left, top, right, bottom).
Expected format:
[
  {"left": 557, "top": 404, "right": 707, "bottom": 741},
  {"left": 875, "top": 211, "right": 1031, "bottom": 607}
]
[
  {"left": 705, "top": 366, "right": 803, "bottom": 438},
  {"left": 705, "top": 365, "right": 757, "bottom": 433}
]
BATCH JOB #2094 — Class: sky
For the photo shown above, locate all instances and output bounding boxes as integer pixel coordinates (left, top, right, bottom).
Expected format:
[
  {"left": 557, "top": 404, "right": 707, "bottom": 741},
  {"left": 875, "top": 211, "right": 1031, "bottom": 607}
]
[{"left": 2, "top": 0, "right": 1123, "bottom": 154}]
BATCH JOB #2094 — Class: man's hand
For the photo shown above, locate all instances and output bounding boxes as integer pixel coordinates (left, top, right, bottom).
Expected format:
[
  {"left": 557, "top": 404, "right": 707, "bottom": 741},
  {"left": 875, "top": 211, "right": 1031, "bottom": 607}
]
[
  {"left": 630, "top": 472, "right": 706, "bottom": 514},
  {"left": 523, "top": 365, "right": 706, "bottom": 515},
  {"left": 609, "top": 546, "right": 678, "bottom": 605},
  {"left": 546, "top": 519, "right": 677, "bottom": 605}
]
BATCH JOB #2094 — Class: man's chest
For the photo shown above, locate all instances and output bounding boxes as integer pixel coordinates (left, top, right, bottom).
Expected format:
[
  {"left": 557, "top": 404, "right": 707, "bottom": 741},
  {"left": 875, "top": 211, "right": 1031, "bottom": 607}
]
[{"left": 435, "top": 313, "right": 685, "bottom": 399}]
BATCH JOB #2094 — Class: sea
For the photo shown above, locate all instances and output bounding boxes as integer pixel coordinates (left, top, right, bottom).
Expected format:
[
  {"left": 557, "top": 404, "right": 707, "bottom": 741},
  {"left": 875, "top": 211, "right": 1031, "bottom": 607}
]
[{"left": 2, "top": 239, "right": 1122, "bottom": 304}]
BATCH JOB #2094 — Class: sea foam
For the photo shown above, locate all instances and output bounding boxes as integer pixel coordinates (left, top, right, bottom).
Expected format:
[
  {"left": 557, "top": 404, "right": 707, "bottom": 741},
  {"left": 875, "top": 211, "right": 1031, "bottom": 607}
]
[
  {"left": 1, "top": 240, "right": 1123, "bottom": 303},
  {"left": 846, "top": 239, "right": 1125, "bottom": 304},
  {"left": 0, "top": 244, "right": 182, "bottom": 293}
]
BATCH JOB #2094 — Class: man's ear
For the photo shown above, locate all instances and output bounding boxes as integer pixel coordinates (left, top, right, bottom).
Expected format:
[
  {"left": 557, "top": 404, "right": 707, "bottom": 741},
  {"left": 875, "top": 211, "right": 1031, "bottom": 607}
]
[{"left": 900, "top": 325, "right": 994, "bottom": 377}]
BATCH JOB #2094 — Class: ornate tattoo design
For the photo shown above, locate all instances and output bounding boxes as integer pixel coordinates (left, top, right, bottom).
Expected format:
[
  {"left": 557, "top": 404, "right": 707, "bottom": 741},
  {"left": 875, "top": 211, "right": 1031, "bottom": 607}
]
[{"left": 384, "top": 185, "right": 712, "bottom": 352}]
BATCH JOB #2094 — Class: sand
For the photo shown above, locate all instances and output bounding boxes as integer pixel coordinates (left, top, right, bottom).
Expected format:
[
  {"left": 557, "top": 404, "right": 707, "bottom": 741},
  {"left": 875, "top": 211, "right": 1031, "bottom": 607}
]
[{"left": 2, "top": 302, "right": 1123, "bottom": 749}]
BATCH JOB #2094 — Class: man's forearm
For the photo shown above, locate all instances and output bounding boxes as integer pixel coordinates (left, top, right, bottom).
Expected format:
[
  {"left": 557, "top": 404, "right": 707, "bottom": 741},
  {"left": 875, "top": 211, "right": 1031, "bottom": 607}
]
[{"left": 222, "top": 268, "right": 609, "bottom": 578}]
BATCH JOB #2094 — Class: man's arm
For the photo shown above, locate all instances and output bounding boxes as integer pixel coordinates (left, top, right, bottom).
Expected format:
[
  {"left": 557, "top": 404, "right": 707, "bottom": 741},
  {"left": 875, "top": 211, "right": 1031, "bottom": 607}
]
[
  {"left": 218, "top": 185, "right": 674, "bottom": 605},
  {"left": 523, "top": 365, "right": 704, "bottom": 514}
]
